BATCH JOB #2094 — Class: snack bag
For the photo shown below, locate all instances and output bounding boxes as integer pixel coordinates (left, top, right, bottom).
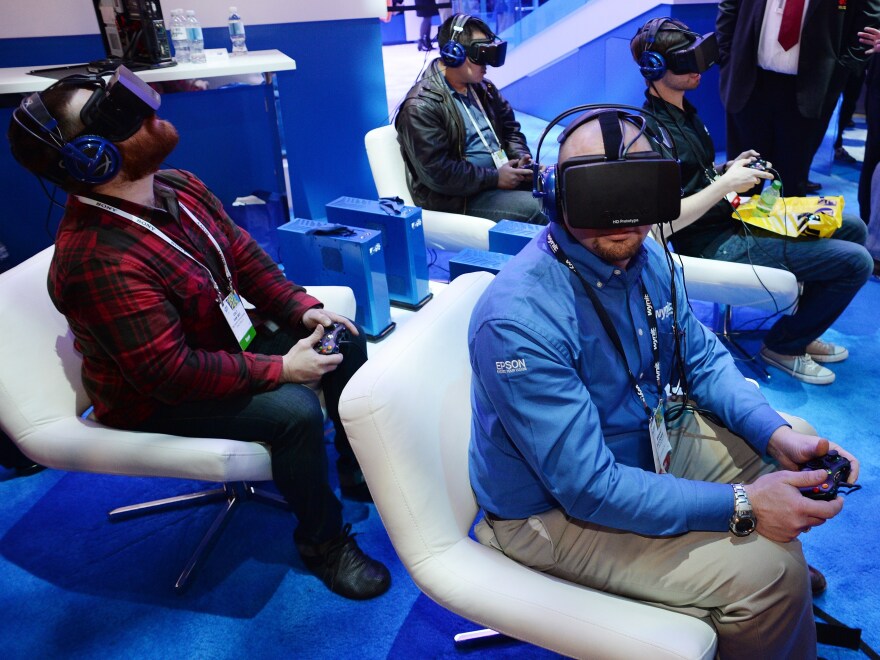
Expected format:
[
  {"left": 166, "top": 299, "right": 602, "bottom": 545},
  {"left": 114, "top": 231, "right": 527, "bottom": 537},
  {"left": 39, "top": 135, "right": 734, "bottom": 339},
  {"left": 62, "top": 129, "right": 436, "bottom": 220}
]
[{"left": 734, "top": 195, "right": 844, "bottom": 238}]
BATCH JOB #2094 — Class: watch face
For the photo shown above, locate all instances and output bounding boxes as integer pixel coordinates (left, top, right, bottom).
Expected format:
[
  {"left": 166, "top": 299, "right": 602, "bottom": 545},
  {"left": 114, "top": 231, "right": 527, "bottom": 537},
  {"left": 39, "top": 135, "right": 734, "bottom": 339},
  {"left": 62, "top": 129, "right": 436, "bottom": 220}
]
[{"left": 734, "top": 517, "right": 756, "bottom": 534}]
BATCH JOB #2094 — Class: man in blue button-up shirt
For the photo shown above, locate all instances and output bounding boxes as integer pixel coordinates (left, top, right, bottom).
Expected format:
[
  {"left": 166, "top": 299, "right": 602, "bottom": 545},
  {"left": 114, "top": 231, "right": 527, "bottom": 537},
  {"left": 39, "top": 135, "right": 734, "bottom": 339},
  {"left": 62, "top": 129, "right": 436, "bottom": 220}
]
[{"left": 468, "top": 111, "right": 859, "bottom": 659}]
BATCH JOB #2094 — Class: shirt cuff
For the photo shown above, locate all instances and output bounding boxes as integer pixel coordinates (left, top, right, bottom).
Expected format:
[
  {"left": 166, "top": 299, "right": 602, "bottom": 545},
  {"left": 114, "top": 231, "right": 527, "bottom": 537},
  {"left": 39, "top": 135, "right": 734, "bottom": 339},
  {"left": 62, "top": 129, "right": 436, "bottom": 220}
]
[{"left": 684, "top": 479, "right": 735, "bottom": 532}]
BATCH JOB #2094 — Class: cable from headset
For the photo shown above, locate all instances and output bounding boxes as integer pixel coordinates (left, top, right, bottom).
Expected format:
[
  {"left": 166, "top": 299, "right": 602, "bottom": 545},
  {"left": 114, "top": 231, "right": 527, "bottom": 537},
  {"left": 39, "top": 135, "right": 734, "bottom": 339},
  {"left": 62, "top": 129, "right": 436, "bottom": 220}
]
[
  {"left": 389, "top": 47, "right": 437, "bottom": 125},
  {"left": 40, "top": 178, "right": 65, "bottom": 240}
]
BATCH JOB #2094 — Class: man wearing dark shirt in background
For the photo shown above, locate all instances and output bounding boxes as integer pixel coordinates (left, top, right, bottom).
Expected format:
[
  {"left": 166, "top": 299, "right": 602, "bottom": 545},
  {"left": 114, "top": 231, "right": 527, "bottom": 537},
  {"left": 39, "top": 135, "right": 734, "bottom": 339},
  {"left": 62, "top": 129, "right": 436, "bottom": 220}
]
[
  {"left": 7, "top": 69, "right": 390, "bottom": 601},
  {"left": 631, "top": 17, "right": 872, "bottom": 387},
  {"left": 395, "top": 13, "right": 546, "bottom": 224}
]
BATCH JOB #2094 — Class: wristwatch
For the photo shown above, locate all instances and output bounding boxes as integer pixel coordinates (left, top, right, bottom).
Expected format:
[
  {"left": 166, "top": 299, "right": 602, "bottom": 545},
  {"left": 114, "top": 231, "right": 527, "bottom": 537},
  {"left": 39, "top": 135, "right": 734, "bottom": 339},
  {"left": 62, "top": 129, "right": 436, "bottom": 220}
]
[{"left": 729, "top": 483, "right": 757, "bottom": 537}]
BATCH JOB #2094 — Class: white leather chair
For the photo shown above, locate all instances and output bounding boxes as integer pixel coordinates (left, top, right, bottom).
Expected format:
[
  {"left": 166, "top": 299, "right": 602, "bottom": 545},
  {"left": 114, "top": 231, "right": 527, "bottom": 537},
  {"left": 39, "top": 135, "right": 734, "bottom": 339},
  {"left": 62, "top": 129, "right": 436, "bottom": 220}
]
[
  {"left": 364, "top": 124, "right": 496, "bottom": 251},
  {"left": 339, "top": 272, "right": 717, "bottom": 659},
  {"left": 0, "top": 245, "right": 356, "bottom": 591}
]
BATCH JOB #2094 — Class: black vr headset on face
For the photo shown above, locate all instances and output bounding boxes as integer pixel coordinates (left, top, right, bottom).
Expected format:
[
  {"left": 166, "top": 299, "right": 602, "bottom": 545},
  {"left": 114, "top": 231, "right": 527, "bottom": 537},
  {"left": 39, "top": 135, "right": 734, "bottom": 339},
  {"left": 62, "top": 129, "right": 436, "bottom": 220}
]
[
  {"left": 532, "top": 104, "right": 682, "bottom": 229},
  {"left": 636, "top": 17, "right": 718, "bottom": 82},
  {"left": 439, "top": 13, "right": 508, "bottom": 68},
  {"left": 11, "top": 65, "right": 161, "bottom": 185}
]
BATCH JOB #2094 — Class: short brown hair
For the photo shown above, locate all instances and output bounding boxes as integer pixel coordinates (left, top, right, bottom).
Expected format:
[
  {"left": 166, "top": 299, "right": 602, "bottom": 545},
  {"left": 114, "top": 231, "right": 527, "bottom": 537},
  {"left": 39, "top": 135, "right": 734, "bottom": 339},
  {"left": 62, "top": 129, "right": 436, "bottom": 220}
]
[{"left": 8, "top": 84, "right": 94, "bottom": 193}]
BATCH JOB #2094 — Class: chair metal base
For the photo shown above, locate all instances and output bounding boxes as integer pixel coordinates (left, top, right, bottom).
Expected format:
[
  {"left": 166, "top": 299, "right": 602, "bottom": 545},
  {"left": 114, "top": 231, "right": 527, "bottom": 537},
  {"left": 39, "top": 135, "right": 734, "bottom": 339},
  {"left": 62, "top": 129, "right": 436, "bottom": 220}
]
[
  {"left": 713, "top": 304, "right": 771, "bottom": 381},
  {"left": 108, "top": 481, "right": 287, "bottom": 592}
]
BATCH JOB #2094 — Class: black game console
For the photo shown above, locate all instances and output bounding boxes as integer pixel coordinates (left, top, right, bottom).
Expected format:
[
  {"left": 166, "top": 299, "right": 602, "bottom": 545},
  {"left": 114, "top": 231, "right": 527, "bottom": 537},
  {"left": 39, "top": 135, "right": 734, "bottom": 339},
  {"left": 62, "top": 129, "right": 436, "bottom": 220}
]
[{"left": 798, "top": 450, "right": 852, "bottom": 501}]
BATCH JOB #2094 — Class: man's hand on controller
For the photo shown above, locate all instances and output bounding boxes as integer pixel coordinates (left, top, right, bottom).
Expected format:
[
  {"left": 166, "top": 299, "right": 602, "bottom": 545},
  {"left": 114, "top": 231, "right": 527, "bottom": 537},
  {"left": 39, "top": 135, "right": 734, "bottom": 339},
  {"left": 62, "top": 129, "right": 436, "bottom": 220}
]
[
  {"left": 281, "top": 325, "right": 342, "bottom": 386},
  {"left": 744, "top": 470, "right": 844, "bottom": 542},
  {"left": 739, "top": 426, "right": 860, "bottom": 542},
  {"left": 767, "top": 426, "right": 860, "bottom": 482},
  {"left": 498, "top": 159, "right": 533, "bottom": 189},
  {"left": 722, "top": 157, "right": 773, "bottom": 193},
  {"left": 303, "top": 308, "right": 358, "bottom": 336}
]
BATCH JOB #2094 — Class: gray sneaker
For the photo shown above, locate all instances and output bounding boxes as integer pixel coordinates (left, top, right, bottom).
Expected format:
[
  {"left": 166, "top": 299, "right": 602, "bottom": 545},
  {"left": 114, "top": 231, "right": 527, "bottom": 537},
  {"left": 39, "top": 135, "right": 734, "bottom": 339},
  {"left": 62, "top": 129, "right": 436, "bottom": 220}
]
[
  {"left": 760, "top": 347, "right": 835, "bottom": 385},
  {"left": 805, "top": 339, "right": 848, "bottom": 363}
]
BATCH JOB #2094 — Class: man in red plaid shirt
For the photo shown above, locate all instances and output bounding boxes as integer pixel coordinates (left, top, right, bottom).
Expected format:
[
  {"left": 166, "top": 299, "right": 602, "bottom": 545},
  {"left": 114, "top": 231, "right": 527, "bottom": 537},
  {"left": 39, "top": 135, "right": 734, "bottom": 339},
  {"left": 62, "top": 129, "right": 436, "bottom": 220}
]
[{"left": 8, "top": 70, "right": 390, "bottom": 601}]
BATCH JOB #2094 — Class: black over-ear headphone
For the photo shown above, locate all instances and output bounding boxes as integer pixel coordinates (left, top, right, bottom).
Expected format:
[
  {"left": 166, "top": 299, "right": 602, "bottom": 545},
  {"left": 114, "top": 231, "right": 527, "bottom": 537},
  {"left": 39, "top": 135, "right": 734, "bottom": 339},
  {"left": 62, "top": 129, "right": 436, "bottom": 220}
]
[
  {"left": 440, "top": 14, "right": 473, "bottom": 68},
  {"left": 531, "top": 104, "right": 681, "bottom": 228}
]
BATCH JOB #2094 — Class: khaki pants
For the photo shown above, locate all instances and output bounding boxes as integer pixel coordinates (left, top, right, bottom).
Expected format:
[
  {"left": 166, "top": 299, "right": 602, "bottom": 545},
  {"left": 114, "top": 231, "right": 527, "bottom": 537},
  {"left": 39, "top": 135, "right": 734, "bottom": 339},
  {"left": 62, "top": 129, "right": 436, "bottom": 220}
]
[{"left": 475, "top": 411, "right": 817, "bottom": 660}]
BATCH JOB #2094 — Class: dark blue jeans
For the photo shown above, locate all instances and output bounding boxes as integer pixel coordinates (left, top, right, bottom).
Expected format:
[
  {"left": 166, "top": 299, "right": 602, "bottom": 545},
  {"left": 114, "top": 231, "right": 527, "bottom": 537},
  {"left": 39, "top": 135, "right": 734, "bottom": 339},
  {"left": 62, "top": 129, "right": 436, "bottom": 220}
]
[
  {"left": 699, "top": 215, "right": 873, "bottom": 355},
  {"left": 466, "top": 187, "right": 548, "bottom": 224},
  {"left": 135, "top": 325, "right": 368, "bottom": 546}
]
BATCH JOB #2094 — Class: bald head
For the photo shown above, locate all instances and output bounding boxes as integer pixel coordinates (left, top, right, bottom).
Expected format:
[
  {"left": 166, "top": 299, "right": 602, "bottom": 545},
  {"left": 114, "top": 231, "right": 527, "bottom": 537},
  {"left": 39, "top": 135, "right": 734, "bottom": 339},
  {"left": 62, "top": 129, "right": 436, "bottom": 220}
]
[{"left": 558, "top": 114, "right": 655, "bottom": 165}]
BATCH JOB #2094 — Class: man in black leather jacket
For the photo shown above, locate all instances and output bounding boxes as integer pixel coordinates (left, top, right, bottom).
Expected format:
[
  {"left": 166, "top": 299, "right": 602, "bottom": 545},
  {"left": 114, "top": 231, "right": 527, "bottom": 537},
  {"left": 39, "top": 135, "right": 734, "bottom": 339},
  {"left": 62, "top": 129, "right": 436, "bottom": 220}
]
[{"left": 395, "top": 14, "right": 546, "bottom": 224}]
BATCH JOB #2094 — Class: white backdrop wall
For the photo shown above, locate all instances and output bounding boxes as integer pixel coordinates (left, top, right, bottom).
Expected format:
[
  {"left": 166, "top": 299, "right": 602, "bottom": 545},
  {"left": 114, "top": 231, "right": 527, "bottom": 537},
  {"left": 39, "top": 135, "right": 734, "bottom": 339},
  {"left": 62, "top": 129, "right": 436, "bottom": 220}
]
[{"left": 2, "top": 0, "right": 388, "bottom": 39}]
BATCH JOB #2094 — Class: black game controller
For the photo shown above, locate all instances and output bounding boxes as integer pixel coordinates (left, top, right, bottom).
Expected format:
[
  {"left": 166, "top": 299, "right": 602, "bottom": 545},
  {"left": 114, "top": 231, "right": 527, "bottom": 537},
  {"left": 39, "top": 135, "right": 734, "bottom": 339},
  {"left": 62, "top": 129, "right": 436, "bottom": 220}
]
[
  {"left": 315, "top": 322, "right": 348, "bottom": 355},
  {"left": 745, "top": 158, "right": 768, "bottom": 171},
  {"left": 798, "top": 450, "right": 852, "bottom": 501}
]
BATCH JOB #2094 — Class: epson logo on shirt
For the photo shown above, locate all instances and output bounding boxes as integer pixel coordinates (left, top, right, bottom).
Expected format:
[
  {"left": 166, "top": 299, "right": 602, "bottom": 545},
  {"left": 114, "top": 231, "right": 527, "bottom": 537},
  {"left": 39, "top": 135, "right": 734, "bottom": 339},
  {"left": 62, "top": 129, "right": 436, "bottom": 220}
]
[{"left": 496, "top": 358, "right": 527, "bottom": 374}]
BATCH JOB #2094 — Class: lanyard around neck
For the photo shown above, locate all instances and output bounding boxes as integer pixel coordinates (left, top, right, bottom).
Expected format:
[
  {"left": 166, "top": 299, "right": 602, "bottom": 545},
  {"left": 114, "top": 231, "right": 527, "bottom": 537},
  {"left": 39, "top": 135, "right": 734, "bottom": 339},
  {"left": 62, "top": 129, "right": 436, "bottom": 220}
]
[
  {"left": 459, "top": 86, "right": 502, "bottom": 154},
  {"left": 77, "top": 195, "right": 234, "bottom": 301},
  {"left": 547, "top": 231, "right": 662, "bottom": 415}
]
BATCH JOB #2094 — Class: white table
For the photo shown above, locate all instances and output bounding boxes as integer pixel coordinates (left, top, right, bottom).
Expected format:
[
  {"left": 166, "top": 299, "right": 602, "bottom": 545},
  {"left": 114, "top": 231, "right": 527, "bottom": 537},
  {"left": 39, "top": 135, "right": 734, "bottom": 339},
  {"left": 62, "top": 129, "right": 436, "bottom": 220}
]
[
  {"left": 1, "top": 50, "right": 298, "bottom": 210},
  {"left": 0, "top": 49, "right": 296, "bottom": 94}
]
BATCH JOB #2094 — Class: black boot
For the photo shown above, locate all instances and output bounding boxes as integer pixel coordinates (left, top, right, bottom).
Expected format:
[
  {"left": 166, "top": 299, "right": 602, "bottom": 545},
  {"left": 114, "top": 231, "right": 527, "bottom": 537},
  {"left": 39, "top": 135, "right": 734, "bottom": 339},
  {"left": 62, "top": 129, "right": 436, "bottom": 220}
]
[{"left": 297, "top": 524, "right": 391, "bottom": 600}]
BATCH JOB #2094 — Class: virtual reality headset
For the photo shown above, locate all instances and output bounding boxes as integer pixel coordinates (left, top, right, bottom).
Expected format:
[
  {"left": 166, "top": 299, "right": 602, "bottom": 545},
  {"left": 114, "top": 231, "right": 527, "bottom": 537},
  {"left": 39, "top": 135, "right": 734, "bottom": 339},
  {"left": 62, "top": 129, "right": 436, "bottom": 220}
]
[
  {"left": 78, "top": 65, "right": 162, "bottom": 141},
  {"left": 666, "top": 32, "right": 718, "bottom": 75},
  {"left": 467, "top": 37, "right": 508, "bottom": 67},
  {"left": 21, "top": 64, "right": 162, "bottom": 144},
  {"left": 555, "top": 153, "right": 682, "bottom": 228}
]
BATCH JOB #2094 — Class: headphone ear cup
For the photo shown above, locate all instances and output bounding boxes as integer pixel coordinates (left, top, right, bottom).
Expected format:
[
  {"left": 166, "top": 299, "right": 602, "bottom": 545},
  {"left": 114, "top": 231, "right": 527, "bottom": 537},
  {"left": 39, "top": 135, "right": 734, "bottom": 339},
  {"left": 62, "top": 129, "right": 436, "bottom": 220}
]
[
  {"left": 540, "top": 165, "right": 559, "bottom": 224},
  {"left": 61, "top": 135, "right": 120, "bottom": 184},
  {"left": 638, "top": 51, "right": 667, "bottom": 81},
  {"left": 440, "top": 40, "right": 467, "bottom": 68}
]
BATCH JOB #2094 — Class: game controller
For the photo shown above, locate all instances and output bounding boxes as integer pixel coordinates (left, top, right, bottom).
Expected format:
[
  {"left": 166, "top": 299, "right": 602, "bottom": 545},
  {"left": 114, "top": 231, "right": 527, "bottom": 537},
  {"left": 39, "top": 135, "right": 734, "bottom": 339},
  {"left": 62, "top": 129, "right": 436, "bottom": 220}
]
[
  {"left": 798, "top": 450, "right": 852, "bottom": 501},
  {"left": 315, "top": 322, "right": 348, "bottom": 355},
  {"left": 745, "top": 158, "right": 769, "bottom": 171}
]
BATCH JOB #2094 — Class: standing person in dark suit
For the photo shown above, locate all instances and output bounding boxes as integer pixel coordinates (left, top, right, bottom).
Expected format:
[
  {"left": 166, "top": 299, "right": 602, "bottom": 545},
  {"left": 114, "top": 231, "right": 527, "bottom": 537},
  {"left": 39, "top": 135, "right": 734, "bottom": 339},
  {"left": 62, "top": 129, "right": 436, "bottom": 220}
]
[
  {"left": 716, "top": 0, "right": 880, "bottom": 197},
  {"left": 859, "top": 26, "right": 880, "bottom": 222}
]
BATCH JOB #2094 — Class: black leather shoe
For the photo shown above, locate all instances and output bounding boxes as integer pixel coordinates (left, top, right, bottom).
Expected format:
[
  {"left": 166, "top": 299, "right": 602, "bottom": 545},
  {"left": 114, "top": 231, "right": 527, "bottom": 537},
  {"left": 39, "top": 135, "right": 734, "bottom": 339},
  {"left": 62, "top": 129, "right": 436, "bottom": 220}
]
[
  {"left": 809, "top": 565, "right": 827, "bottom": 596},
  {"left": 298, "top": 524, "right": 391, "bottom": 600},
  {"left": 834, "top": 147, "right": 858, "bottom": 164},
  {"left": 805, "top": 180, "right": 822, "bottom": 193}
]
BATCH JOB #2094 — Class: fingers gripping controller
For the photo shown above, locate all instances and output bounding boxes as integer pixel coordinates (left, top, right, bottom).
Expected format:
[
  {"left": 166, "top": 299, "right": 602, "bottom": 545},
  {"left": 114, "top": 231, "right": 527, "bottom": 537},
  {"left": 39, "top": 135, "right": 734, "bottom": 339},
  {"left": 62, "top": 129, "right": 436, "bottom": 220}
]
[{"left": 314, "top": 322, "right": 348, "bottom": 355}]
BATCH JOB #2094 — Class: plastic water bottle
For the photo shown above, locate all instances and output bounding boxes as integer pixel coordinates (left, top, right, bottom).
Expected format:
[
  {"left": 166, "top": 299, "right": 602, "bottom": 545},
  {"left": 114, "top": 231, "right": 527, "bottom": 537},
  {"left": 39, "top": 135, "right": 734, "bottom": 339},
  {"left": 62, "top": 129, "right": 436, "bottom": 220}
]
[
  {"left": 169, "top": 9, "right": 190, "bottom": 63},
  {"left": 228, "top": 6, "right": 248, "bottom": 55},
  {"left": 755, "top": 179, "right": 782, "bottom": 215},
  {"left": 185, "top": 9, "right": 206, "bottom": 64}
]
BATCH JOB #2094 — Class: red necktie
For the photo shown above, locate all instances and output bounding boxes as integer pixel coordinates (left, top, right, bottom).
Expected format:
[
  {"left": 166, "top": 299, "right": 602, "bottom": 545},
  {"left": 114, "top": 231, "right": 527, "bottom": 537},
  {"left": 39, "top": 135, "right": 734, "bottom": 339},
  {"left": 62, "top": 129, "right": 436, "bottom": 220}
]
[{"left": 778, "top": 0, "right": 807, "bottom": 51}]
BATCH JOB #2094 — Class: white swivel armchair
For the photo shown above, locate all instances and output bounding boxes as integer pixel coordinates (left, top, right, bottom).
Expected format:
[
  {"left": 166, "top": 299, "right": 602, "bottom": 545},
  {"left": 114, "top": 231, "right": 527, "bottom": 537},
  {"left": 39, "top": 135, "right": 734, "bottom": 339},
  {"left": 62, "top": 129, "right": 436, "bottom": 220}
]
[
  {"left": 0, "top": 246, "right": 356, "bottom": 591},
  {"left": 365, "top": 124, "right": 496, "bottom": 251},
  {"left": 339, "top": 272, "right": 717, "bottom": 659}
]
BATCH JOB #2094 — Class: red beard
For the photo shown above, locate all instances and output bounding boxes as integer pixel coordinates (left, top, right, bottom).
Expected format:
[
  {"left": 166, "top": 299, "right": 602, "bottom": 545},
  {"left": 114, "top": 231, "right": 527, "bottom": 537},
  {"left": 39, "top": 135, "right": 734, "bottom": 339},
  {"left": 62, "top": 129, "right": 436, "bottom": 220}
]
[{"left": 116, "top": 115, "right": 180, "bottom": 181}]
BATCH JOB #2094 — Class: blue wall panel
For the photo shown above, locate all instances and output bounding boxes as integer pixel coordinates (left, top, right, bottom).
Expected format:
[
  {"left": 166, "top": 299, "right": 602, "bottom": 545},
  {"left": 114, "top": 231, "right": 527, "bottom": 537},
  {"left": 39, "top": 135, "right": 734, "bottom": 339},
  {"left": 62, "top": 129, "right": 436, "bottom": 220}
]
[{"left": 0, "top": 19, "right": 388, "bottom": 268}]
